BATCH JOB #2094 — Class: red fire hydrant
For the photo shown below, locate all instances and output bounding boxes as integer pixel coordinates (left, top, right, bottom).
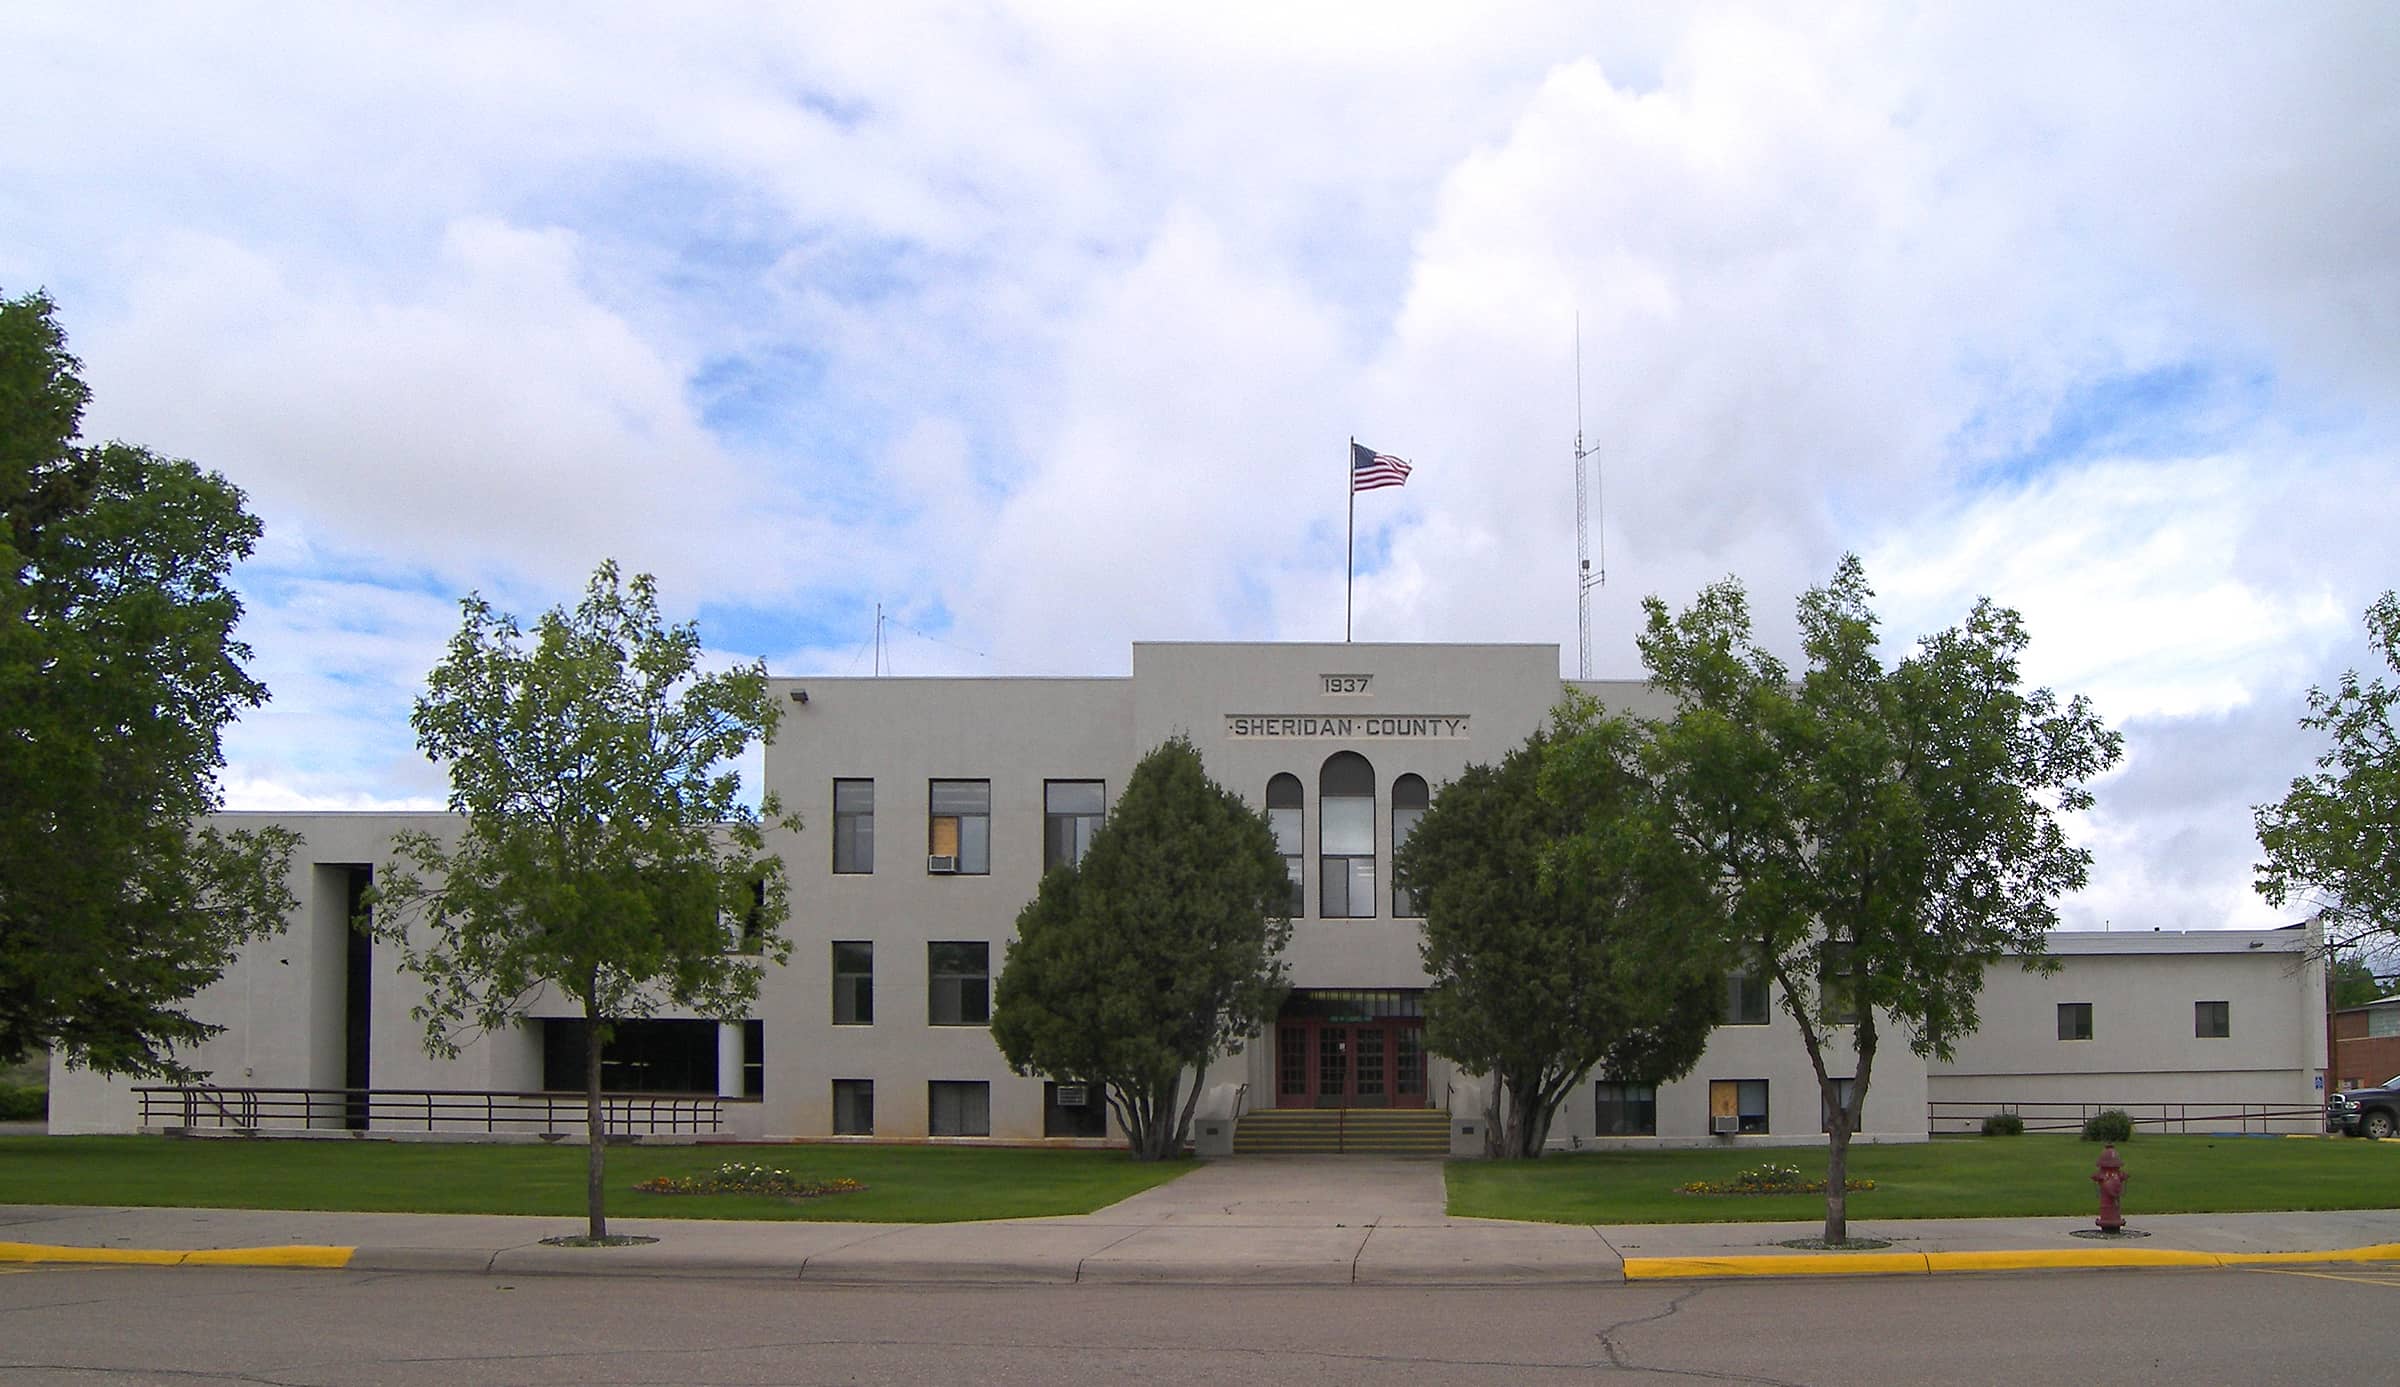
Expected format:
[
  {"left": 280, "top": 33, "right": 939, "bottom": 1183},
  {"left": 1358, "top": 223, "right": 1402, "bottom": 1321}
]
[{"left": 2091, "top": 1144, "right": 2129, "bottom": 1232}]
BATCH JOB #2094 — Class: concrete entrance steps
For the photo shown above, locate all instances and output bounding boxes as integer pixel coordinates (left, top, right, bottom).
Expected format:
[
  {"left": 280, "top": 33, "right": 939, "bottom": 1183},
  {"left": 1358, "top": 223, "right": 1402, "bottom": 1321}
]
[{"left": 1232, "top": 1107, "right": 1449, "bottom": 1156}]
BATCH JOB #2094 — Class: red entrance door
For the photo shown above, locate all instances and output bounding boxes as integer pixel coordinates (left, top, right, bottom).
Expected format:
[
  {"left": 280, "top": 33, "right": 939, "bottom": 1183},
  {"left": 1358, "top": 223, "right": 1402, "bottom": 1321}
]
[{"left": 1276, "top": 1020, "right": 1426, "bottom": 1108}]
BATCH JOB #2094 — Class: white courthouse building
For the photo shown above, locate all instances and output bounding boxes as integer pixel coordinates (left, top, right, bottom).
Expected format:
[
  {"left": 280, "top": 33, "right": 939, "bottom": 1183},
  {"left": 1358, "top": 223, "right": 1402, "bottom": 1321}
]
[{"left": 49, "top": 642, "right": 2327, "bottom": 1148}]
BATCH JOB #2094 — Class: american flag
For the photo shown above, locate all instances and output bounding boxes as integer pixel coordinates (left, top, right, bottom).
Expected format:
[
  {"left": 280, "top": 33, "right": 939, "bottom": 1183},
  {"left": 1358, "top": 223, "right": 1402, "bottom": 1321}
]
[{"left": 1351, "top": 442, "right": 1412, "bottom": 492}]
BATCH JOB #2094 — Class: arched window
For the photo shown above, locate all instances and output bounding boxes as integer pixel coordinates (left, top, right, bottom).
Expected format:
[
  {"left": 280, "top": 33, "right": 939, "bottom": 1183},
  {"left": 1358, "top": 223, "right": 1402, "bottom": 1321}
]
[
  {"left": 1391, "top": 773, "right": 1429, "bottom": 917},
  {"left": 1266, "top": 774, "right": 1304, "bottom": 916},
  {"left": 1318, "top": 752, "right": 1375, "bottom": 919}
]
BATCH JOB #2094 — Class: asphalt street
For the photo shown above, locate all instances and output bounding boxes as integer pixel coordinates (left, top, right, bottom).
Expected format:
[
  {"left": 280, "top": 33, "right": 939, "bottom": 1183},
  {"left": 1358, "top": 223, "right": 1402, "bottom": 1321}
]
[{"left": 2, "top": 1263, "right": 2392, "bottom": 1385}]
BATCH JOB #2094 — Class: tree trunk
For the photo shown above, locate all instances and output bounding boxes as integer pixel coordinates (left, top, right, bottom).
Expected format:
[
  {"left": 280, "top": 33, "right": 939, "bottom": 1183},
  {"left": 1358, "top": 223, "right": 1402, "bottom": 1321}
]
[
  {"left": 1824, "top": 1018, "right": 1878, "bottom": 1245},
  {"left": 1126, "top": 1072, "right": 1181, "bottom": 1161},
  {"left": 1170, "top": 1065, "right": 1203, "bottom": 1157},
  {"left": 1499, "top": 1073, "right": 1555, "bottom": 1159},
  {"left": 1823, "top": 1121, "right": 1850, "bottom": 1244},
  {"left": 584, "top": 1006, "right": 607, "bottom": 1240}
]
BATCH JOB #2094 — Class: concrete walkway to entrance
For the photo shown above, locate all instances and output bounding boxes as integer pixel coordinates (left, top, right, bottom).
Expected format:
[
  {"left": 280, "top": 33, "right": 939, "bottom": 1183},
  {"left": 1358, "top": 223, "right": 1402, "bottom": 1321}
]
[{"left": 7, "top": 1156, "right": 2400, "bottom": 1286}]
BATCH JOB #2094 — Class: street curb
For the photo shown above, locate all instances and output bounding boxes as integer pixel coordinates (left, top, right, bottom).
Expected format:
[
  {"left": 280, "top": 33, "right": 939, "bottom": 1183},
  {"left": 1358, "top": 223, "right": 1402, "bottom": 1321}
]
[
  {"left": 1623, "top": 1241, "right": 2400, "bottom": 1281},
  {"left": 0, "top": 1241, "right": 353, "bottom": 1269}
]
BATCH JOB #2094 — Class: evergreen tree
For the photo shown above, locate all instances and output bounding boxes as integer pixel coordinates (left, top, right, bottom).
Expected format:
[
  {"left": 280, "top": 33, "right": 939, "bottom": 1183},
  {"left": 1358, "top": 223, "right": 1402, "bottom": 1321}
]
[
  {"left": 1399, "top": 715, "right": 1721, "bottom": 1158},
  {"left": 992, "top": 736, "right": 1290, "bottom": 1160}
]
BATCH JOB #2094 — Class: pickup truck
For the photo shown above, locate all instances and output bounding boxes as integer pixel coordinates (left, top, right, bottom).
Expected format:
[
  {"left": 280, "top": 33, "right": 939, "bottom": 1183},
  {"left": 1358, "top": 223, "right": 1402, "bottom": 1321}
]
[{"left": 2327, "top": 1078, "right": 2400, "bottom": 1139}]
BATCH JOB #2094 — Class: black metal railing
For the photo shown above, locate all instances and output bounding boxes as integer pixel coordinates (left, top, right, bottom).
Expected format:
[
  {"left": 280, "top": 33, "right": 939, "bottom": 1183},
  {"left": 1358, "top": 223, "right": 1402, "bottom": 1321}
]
[
  {"left": 1927, "top": 1099, "right": 2325, "bottom": 1136},
  {"left": 131, "top": 1086, "right": 727, "bottom": 1136}
]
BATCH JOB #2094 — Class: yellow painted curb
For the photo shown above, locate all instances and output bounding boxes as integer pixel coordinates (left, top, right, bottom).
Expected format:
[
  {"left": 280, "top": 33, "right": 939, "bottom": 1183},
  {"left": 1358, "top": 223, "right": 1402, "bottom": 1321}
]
[
  {"left": 1925, "top": 1248, "right": 2221, "bottom": 1273},
  {"left": 2223, "top": 1242, "right": 2400, "bottom": 1266},
  {"left": 0, "top": 1242, "right": 353, "bottom": 1269},
  {"left": 1626, "top": 1242, "right": 2400, "bottom": 1281},
  {"left": 1625, "top": 1252, "right": 1930, "bottom": 1279}
]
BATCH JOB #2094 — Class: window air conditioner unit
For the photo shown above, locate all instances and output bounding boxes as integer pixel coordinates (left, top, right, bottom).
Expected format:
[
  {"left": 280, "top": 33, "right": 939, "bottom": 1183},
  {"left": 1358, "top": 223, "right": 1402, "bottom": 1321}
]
[
  {"left": 1711, "top": 1115, "right": 1740, "bottom": 1136},
  {"left": 1055, "top": 1084, "right": 1089, "bottom": 1107},
  {"left": 926, "top": 854, "right": 958, "bottom": 873}
]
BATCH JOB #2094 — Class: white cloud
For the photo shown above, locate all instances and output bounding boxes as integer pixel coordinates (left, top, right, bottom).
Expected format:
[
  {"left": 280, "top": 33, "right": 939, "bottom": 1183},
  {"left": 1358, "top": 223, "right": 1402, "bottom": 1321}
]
[{"left": 4, "top": 3, "right": 2395, "bottom": 932}]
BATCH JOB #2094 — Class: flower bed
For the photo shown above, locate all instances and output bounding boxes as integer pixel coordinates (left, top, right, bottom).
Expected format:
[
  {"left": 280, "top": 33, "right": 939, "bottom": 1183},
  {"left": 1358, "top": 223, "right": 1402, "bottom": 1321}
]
[
  {"left": 1677, "top": 1161, "right": 1877, "bottom": 1196},
  {"left": 634, "top": 1161, "right": 865, "bottom": 1199}
]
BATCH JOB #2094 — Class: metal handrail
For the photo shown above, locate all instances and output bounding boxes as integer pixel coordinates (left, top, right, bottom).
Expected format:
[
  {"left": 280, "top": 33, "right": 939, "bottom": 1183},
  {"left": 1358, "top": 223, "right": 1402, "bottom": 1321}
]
[
  {"left": 131, "top": 1086, "right": 731, "bottom": 1137},
  {"left": 1926, "top": 1099, "right": 2325, "bottom": 1135}
]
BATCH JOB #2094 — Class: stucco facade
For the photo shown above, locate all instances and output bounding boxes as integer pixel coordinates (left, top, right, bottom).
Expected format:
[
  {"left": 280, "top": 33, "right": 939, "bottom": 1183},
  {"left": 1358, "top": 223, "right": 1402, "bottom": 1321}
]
[
  {"left": 1926, "top": 930, "right": 2326, "bottom": 1131},
  {"left": 46, "top": 641, "right": 2325, "bottom": 1148}
]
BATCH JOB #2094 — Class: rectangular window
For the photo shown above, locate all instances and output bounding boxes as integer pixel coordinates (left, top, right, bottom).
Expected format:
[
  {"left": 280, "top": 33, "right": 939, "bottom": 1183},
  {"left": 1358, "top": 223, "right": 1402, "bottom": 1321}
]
[
  {"left": 2058, "top": 1001, "right": 2093, "bottom": 1041},
  {"left": 1391, "top": 806, "right": 1426, "bottom": 917},
  {"left": 541, "top": 1018, "right": 718, "bottom": 1094},
  {"left": 742, "top": 1019, "right": 764, "bottom": 1099},
  {"left": 1319, "top": 794, "right": 1375, "bottom": 919},
  {"left": 2196, "top": 1000, "right": 2230, "bottom": 1039},
  {"left": 928, "top": 779, "right": 991, "bottom": 874},
  {"left": 1709, "top": 1078, "right": 1770, "bottom": 1134},
  {"left": 832, "top": 941, "right": 873, "bottom": 1025},
  {"left": 1820, "top": 939, "right": 1859, "bottom": 1025},
  {"left": 1268, "top": 801, "right": 1303, "bottom": 916},
  {"left": 1723, "top": 970, "right": 1770, "bottom": 1025},
  {"left": 831, "top": 1079, "right": 874, "bottom": 1136},
  {"left": 736, "top": 879, "right": 767, "bottom": 954},
  {"left": 1821, "top": 1076, "right": 1858, "bottom": 1133},
  {"left": 928, "top": 1080, "right": 991, "bottom": 1137},
  {"left": 929, "top": 941, "right": 990, "bottom": 1025},
  {"left": 1595, "top": 1081, "right": 1657, "bottom": 1136},
  {"left": 1044, "top": 1080, "right": 1109, "bottom": 1138},
  {"left": 1044, "top": 780, "right": 1105, "bottom": 871},
  {"left": 833, "top": 779, "right": 874, "bottom": 873}
]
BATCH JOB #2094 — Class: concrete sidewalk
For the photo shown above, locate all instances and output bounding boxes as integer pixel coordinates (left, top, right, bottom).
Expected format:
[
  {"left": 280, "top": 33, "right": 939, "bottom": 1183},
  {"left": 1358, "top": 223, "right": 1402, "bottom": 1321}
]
[{"left": 6, "top": 1158, "right": 2399, "bottom": 1286}]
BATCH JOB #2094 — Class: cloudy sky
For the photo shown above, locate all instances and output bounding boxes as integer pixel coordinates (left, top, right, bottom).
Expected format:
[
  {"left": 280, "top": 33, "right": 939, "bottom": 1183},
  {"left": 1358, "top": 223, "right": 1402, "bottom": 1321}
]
[{"left": 5, "top": 3, "right": 2394, "bottom": 933}]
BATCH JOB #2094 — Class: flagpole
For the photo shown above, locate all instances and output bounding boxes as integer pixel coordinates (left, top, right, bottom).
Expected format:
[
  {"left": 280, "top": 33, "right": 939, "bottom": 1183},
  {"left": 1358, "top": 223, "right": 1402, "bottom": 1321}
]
[{"left": 1345, "top": 436, "right": 1354, "bottom": 642}]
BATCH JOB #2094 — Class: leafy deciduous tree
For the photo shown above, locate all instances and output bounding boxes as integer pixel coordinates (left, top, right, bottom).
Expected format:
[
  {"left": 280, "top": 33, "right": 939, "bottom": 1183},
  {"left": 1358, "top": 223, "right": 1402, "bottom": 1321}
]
[
  {"left": 2331, "top": 954, "right": 2393, "bottom": 1011},
  {"left": 370, "top": 562, "right": 792, "bottom": 1239},
  {"left": 2256, "top": 591, "right": 2400, "bottom": 963},
  {"left": 1397, "top": 716, "right": 1722, "bottom": 1158},
  {"left": 992, "top": 736, "right": 1291, "bottom": 1160},
  {"left": 0, "top": 290, "right": 298, "bottom": 1079},
  {"left": 1637, "top": 556, "right": 2119, "bottom": 1242}
]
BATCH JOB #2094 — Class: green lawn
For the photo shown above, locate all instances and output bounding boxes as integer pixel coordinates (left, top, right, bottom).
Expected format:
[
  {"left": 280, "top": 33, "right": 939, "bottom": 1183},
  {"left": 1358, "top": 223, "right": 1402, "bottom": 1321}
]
[
  {"left": 1446, "top": 1134, "right": 2400, "bottom": 1224},
  {"left": 0, "top": 1137, "right": 1192, "bottom": 1223}
]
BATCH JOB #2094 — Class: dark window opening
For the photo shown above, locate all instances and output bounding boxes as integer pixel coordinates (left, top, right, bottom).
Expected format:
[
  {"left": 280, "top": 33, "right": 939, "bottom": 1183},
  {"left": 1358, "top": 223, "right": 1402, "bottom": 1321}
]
[
  {"left": 1044, "top": 1080, "right": 1109, "bottom": 1138},
  {"left": 541, "top": 1018, "right": 719, "bottom": 1094},
  {"left": 833, "top": 940, "right": 874, "bottom": 1025},
  {"left": 1723, "top": 969, "right": 1770, "bottom": 1025},
  {"left": 929, "top": 941, "right": 990, "bottom": 1025},
  {"left": 1596, "top": 1081, "right": 1657, "bottom": 1136},
  {"left": 833, "top": 778, "right": 874, "bottom": 873},
  {"left": 832, "top": 1079, "right": 874, "bottom": 1135},
  {"left": 929, "top": 1080, "right": 990, "bottom": 1136},
  {"left": 1044, "top": 780, "right": 1105, "bottom": 871}
]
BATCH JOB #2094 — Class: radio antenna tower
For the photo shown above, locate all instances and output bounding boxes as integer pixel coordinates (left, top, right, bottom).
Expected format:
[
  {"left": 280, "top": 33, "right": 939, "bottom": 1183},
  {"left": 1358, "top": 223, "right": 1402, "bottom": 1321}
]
[{"left": 1573, "top": 316, "right": 1606, "bottom": 680}]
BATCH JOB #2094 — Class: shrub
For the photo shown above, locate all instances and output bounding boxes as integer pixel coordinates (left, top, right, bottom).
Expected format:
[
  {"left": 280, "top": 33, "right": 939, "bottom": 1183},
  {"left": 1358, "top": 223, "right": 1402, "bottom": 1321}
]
[
  {"left": 633, "top": 1161, "right": 863, "bottom": 1198},
  {"left": 1677, "top": 1161, "right": 1876, "bottom": 1196},
  {"left": 1980, "top": 1112, "right": 2025, "bottom": 1137},
  {"left": 0, "top": 1084, "right": 47, "bottom": 1121},
  {"left": 2081, "top": 1109, "right": 2135, "bottom": 1143}
]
